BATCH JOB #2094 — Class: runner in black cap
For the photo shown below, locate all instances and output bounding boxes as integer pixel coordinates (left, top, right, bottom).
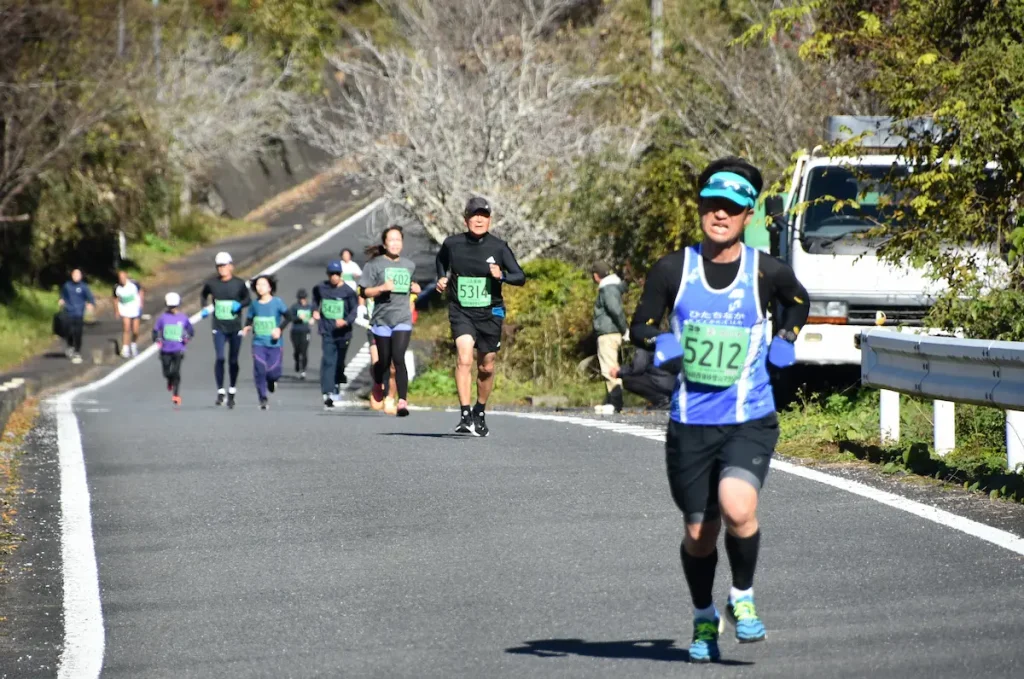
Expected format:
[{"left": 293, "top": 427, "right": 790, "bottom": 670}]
[{"left": 435, "top": 196, "right": 526, "bottom": 436}]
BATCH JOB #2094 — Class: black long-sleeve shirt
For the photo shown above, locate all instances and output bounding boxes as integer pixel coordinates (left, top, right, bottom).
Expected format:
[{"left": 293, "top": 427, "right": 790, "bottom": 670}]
[
  {"left": 630, "top": 248, "right": 809, "bottom": 349},
  {"left": 199, "top": 276, "right": 252, "bottom": 334},
  {"left": 434, "top": 232, "right": 525, "bottom": 312}
]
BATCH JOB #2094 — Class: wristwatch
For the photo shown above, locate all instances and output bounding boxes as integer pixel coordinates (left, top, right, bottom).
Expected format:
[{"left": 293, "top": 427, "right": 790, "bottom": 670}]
[{"left": 776, "top": 329, "right": 797, "bottom": 343}]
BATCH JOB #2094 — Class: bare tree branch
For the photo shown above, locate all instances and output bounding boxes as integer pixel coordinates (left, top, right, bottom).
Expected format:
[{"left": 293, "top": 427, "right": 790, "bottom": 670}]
[{"left": 308, "top": 0, "right": 643, "bottom": 257}]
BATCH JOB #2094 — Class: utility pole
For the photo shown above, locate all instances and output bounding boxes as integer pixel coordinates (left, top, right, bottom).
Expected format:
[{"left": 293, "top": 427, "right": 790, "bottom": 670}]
[
  {"left": 117, "top": 0, "right": 126, "bottom": 58},
  {"left": 651, "top": 0, "right": 664, "bottom": 75},
  {"left": 153, "top": 0, "right": 162, "bottom": 99}
]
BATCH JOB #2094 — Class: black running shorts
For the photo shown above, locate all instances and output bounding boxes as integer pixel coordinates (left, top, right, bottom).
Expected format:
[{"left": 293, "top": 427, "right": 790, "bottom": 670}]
[
  {"left": 449, "top": 304, "right": 503, "bottom": 354},
  {"left": 665, "top": 413, "right": 779, "bottom": 525}
]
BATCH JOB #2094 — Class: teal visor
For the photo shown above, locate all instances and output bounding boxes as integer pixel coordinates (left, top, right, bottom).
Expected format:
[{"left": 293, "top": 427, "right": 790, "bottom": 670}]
[{"left": 699, "top": 171, "right": 758, "bottom": 209}]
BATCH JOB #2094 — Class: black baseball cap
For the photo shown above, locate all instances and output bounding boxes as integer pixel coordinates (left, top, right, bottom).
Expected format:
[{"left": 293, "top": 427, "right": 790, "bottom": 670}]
[
  {"left": 464, "top": 196, "right": 491, "bottom": 218},
  {"left": 296, "top": 288, "right": 308, "bottom": 299}
]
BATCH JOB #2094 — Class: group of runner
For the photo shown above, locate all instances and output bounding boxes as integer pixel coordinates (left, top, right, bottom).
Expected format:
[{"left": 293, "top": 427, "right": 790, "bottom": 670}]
[
  {"left": 150, "top": 161, "right": 810, "bottom": 662},
  {"left": 150, "top": 196, "right": 524, "bottom": 431}
]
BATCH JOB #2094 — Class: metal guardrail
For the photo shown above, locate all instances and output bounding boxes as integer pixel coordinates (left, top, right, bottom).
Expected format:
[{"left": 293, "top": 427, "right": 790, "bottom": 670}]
[{"left": 860, "top": 329, "right": 1024, "bottom": 471}]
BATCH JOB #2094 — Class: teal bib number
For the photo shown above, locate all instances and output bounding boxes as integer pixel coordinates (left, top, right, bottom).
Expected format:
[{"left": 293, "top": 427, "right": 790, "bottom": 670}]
[
  {"left": 321, "top": 298, "right": 344, "bottom": 320},
  {"left": 119, "top": 293, "right": 136, "bottom": 304},
  {"left": 253, "top": 316, "right": 276, "bottom": 337},
  {"left": 385, "top": 267, "right": 412, "bottom": 294},
  {"left": 296, "top": 309, "right": 311, "bottom": 323},
  {"left": 457, "top": 277, "right": 491, "bottom": 308},
  {"left": 342, "top": 272, "right": 354, "bottom": 282},
  {"left": 214, "top": 300, "right": 235, "bottom": 321},
  {"left": 162, "top": 323, "right": 183, "bottom": 342},
  {"left": 682, "top": 323, "right": 750, "bottom": 387}
]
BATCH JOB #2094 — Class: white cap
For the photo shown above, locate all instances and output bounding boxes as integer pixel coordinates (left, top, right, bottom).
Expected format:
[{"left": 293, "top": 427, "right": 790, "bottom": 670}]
[
  {"left": 165, "top": 292, "right": 181, "bottom": 307},
  {"left": 214, "top": 251, "right": 233, "bottom": 265}
]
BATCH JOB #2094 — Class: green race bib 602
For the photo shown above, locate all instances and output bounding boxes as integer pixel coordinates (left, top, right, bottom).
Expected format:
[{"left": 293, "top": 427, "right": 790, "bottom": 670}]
[
  {"left": 385, "top": 267, "right": 412, "bottom": 294},
  {"left": 162, "top": 323, "right": 183, "bottom": 342},
  {"left": 214, "top": 300, "right": 235, "bottom": 320},
  {"left": 321, "top": 298, "right": 344, "bottom": 320},
  {"left": 296, "top": 309, "right": 312, "bottom": 322},
  {"left": 682, "top": 323, "right": 750, "bottom": 387},
  {"left": 457, "top": 277, "right": 491, "bottom": 308},
  {"left": 253, "top": 316, "right": 276, "bottom": 337},
  {"left": 119, "top": 293, "right": 136, "bottom": 304}
]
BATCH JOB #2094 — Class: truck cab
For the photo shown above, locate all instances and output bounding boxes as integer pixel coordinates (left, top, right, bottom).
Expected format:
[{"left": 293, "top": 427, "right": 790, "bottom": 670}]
[{"left": 771, "top": 116, "right": 954, "bottom": 365}]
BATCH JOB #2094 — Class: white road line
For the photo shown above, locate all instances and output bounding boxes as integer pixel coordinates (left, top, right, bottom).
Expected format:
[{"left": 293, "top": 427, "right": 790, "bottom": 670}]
[
  {"left": 492, "top": 411, "right": 1024, "bottom": 557},
  {"left": 53, "top": 200, "right": 383, "bottom": 678}
]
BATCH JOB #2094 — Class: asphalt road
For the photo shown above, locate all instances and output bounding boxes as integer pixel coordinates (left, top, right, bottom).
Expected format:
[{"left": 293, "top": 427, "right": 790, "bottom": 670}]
[{"left": 53, "top": 212, "right": 1024, "bottom": 677}]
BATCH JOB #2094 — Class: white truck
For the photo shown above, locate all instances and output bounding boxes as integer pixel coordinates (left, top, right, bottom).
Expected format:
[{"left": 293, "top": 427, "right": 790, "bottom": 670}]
[{"left": 766, "top": 116, "right": 960, "bottom": 365}]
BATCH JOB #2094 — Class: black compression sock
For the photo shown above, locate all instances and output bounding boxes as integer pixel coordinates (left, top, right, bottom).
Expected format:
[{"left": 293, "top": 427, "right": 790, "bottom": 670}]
[
  {"left": 473, "top": 402, "right": 486, "bottom": 414},
  {"left": 725, "top": 530, "right": 760, "bottom": 591},
  {"left": 461, "top": 405, "right": 472, "bottom": 419},
  {"left": 681, "top": 543, "right": 718, "bottom": 610}
]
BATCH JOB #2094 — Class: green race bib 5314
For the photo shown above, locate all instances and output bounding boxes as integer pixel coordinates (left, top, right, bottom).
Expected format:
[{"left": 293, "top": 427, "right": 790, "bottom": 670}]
[
  {"left": 214, "top": 300, "right": 235, "bottom": 320},
  {"left": 682, "top": 323, "right": 750, "bottom": 387},
  {"left": 162, "top": 323, "right": 183, "bottom": 342},
  {"left": 253, "top": 316, "right": 276, "bottom": 337},
  {"left": 321, "top": 298, "right": 344, "bottom": 320},
  {"left": 385, "top": 267, "right": 412, "bottom": 294},
  {"left": 457, "top": 277, "right": 491, "bottom": 308}
]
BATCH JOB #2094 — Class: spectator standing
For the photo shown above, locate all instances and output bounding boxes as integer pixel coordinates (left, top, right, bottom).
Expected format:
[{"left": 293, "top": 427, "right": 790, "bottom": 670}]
[{"left": 592, "top": 261, "right": 628, "bottom": 414}]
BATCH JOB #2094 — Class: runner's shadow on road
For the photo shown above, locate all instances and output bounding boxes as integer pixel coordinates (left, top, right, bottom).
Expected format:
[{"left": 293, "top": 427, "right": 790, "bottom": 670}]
[
  {"left": 379, "top": 432, "right": 468, "bottom": 439},
  {"left": 505, "top": 638, "right": 753, "bottom": 665}
]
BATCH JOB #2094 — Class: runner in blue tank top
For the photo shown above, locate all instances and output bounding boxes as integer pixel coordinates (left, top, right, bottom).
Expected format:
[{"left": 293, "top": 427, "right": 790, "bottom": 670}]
[{"left": 630, "top": 157, "right": 809, "bottom": 663}]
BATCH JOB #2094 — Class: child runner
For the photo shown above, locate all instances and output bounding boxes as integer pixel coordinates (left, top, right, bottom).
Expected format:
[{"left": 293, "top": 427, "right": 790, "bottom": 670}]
[
  {"left": 243, "top": 275, "right": 291, "bottom": 410},
  {"left": 359, "top": 225, "right": 420, "bottom": 418},
  {"left": 290, "top": 288, "right": 314, "bottom": 379},
  {"left": 152, "top": 292, "right": 194, "bottom": 407}
]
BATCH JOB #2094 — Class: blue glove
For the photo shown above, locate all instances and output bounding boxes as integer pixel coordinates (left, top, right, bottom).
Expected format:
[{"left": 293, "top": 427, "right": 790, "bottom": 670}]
[
  {"left": 200, "top": 308, "right": 210, "bottom": 319},
  {"left": 231, "top": 301, "right": 242, "bottom": 313},
  {"left": 768, "top": 336, "right": 796, "bottom": 368},
  {"left": 653, "top": 333, "right": 683, "bottom": 368}
]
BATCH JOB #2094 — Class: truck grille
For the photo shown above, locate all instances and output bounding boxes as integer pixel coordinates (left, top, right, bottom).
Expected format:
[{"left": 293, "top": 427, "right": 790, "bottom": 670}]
[{"left": 847, "top": 304, "right": 929, "bottom": 327}]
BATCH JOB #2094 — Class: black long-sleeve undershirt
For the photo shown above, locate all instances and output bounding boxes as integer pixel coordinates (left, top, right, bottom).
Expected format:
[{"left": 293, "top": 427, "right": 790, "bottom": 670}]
[
  {"left": 434, "top": 231, "right": 525, "bottom": 310},
  {"left": 630, "top": 248, "right": 809, "bottom": 349}
]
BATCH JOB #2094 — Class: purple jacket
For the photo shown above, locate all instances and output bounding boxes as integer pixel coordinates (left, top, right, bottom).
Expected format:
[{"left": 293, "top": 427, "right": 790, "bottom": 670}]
[{"left": 152, "top": 312, "right": 195, "bottom": 353}]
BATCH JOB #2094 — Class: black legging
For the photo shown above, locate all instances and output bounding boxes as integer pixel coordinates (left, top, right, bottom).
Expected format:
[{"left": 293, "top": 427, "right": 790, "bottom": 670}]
[
  {"left": 372, "top": 330, "right": 412, "bottom": 400},
  {"left": 161, "top": 352, "right": 184, "bottom": 396}
]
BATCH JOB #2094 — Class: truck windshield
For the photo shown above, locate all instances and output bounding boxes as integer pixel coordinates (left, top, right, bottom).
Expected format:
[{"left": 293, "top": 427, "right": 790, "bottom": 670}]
[{"left": 802, "top": 165, "right": 909, "bottom": 239}]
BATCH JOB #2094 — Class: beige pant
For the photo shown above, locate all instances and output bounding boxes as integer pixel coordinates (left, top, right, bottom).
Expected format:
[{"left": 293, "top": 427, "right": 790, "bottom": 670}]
[{"left": 597, "top": 333, "right": 623, "bottom": 392}]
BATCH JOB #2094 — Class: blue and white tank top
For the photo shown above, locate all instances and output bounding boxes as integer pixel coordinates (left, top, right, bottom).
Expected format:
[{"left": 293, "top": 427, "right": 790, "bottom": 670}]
[{"left": 669, "top": 244, "right": 774, "bottom": 425}]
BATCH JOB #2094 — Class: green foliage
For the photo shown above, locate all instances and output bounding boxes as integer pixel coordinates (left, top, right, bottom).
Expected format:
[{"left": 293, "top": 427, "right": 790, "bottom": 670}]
[
  {"left": 408, "top": 367, "right": 457, "bottom": 397},
  {"left": 777, "top": 386, "right": 1023, "bottom": 501},
  {"left": 761, "top": 0, "right": 1024, "bottom": 339},
  {"left": 0, "top": 284, "right": 61, "bottom": 372},
  {"left": 217, "top": 0, "right": 341, "bottom": 91},
  {"left": 562, "top": 123, "right": 706, "bottom": 275},
  {"left": 502, "top": 259, "right": 600, "bottom": 386}
]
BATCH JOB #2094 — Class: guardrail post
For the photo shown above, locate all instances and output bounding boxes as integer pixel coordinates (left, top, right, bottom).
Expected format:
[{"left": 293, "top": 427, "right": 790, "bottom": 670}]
[
  {"left": 1008, "top": 411, "right": 1024, "bottom": 472},
  {"left": 933, "top": 400, "right": 955, "bottom": 456},
  {"left": 880, "top": 389, "right": 900, "bottom": 444}
]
